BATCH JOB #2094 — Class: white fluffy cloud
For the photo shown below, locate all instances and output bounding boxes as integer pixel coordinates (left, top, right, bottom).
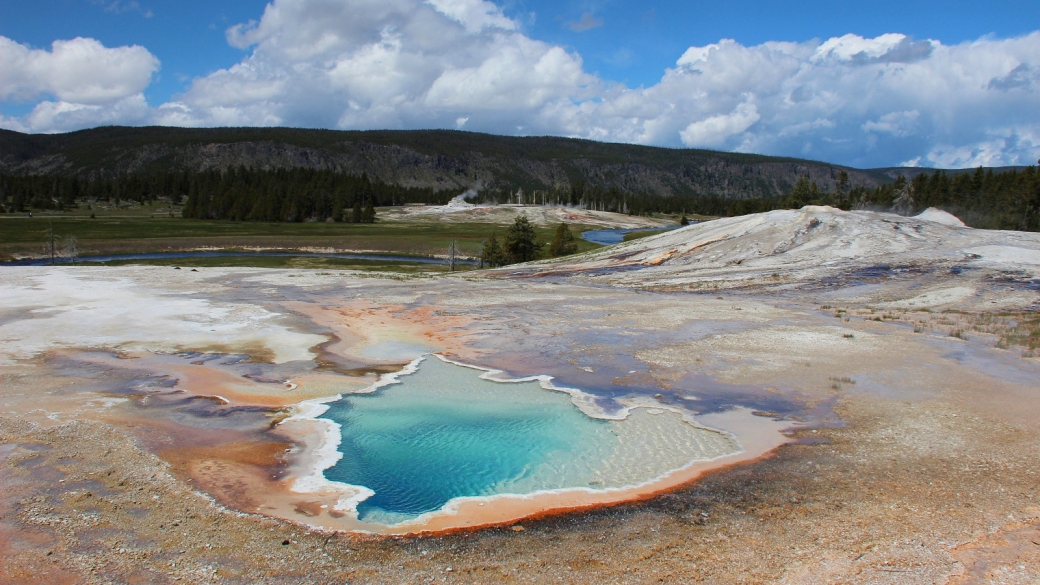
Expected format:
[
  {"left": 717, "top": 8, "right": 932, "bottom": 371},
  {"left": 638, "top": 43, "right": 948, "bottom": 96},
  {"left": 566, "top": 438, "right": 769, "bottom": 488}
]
[
  {"left": 0, "top": 35, "right": 157, "bottom": 133},
  {"left": 0, "top": 36, "right": 158, "bottom": 104},
  {"left": 553, "top": 32, "right": 1040, "bottom": 167},
  {"left": 0, "top": 95, "right": 151, "bottom": 134},
  {"left": 680, "top": 101, "right": 761, "bottom": 147},
  {"left": 163, "top": 0, "right": 596, "bottom": 132},
  {"left": 1, "top": 0, "right": 1039, "bottom": 169}
]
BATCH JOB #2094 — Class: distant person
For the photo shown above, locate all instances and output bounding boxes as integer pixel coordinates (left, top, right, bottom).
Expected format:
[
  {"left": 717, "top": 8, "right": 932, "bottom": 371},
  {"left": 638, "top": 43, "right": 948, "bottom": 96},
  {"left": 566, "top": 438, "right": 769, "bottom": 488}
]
[{"left": 28, "top": 212, "right": 32, "bottom": 218}]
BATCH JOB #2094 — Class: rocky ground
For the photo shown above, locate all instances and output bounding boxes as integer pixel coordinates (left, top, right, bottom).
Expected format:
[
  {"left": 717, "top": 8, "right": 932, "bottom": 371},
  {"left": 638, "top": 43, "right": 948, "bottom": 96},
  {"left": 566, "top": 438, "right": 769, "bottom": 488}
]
[
  {"left": 2, "top": 206, "right": 1039, "bottom": 584},
  {"left": 3, "top": 391, "right": 1037, "bottom": 584}
]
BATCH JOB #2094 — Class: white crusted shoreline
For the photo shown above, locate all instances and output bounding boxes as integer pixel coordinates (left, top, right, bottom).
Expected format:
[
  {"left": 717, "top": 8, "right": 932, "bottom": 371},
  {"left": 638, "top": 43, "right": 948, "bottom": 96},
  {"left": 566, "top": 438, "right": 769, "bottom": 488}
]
[
  {"left": 282, "top": 355, "right": 427, "bottom": 514},
  {"left": 280, "top": 353, "right": 762, "bottom": 530}
]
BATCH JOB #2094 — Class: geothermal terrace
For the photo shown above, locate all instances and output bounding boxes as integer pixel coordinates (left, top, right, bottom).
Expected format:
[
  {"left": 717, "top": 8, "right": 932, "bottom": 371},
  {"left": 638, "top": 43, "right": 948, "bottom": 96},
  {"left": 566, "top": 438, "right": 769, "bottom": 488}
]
[{"left": 2, "top": 206, "right": 1039, "bottom": 583}]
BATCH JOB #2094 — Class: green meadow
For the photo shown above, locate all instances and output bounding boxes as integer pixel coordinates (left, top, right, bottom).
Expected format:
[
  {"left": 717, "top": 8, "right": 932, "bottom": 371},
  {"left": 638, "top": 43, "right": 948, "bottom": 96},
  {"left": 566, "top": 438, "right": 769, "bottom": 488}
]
[{"left": 0, "top": 208, "right": 604, "bottom": 268}]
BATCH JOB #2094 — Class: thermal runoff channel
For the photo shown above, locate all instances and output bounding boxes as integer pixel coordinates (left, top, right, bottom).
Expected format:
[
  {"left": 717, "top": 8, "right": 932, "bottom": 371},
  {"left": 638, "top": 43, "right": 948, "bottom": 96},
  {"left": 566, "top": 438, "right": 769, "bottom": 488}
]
[{"left": 320, "top": 356, "right": 738, "bottom": 526}]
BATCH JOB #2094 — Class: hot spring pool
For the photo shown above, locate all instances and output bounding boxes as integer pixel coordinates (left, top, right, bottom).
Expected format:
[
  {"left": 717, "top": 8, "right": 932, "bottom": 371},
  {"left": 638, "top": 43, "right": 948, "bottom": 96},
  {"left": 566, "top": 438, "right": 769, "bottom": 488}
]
[{"left": 316, "top": 355, "right": 739, "bottom": 526}]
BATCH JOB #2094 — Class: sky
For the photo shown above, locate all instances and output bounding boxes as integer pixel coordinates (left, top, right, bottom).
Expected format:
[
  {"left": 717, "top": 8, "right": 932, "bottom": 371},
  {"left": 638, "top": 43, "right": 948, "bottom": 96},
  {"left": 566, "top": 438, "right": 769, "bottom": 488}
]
[{"left": 1, "top": 0, "right": 1039, "bottom": 169}]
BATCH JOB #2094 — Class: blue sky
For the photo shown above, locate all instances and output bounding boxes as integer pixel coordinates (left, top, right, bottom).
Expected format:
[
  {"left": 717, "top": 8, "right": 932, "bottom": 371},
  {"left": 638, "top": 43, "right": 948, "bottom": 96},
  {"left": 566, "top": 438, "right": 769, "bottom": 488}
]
[
  {"left": 4, "top": 0, "right": 1037, "bottom": 104},
  {"left": 1, "top": 0, "right": 1039, "bottom": 168},
  {"left": 522, "top": 0, "right": 1040, "bottom": 86}
]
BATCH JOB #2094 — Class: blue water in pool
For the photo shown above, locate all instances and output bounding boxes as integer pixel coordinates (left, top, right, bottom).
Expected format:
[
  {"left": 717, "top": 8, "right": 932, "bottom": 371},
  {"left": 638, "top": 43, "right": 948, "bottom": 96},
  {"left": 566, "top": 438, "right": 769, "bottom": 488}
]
[
  {"left": 321, "top": 357, "right": 611, "bottom": 524},
  {"left": 581, "top": 226, "right": 681, "bottom": 246},
  {"left": 319, "top": 355, "right": 739, "bottom": 525}
]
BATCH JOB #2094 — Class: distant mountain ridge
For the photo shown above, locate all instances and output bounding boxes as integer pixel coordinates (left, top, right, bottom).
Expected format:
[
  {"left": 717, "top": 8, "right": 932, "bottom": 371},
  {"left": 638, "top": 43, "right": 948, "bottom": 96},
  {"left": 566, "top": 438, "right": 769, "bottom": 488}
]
[
  {"left": 0, "top": 126, "right": 894, "bottom": 200},
  {"left": 0, "top": 126, "right": 1025, "bottom": 200}
]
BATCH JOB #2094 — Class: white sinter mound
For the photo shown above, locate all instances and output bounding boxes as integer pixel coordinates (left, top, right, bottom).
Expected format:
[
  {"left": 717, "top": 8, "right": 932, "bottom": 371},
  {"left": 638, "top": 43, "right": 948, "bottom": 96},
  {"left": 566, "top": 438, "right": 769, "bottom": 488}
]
[
  {"left": 915, "top": 208, "right": 966, "bottom": 227},
  {"left": 526, "top": 206, "right": 1040, "bottom": 291}
]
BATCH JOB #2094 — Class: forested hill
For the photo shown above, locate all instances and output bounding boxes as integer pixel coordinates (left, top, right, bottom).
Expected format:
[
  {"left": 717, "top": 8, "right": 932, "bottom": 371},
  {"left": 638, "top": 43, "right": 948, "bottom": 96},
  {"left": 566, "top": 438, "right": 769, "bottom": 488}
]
[{"left": 0, "top": 126, "right": 888, "bottom": 200}]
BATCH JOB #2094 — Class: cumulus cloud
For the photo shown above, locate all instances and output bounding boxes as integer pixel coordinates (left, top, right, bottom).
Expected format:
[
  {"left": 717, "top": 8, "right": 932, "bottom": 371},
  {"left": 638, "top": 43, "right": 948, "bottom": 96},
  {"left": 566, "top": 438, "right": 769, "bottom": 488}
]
[
  {"left": 0, "top": 95, "right": 151, "bottom": 134},
  {"left": 0, "top": 36, "right": 158, "bottom": 104},
  {"left": 988, "top": 63, "right": 1036, "bottom": 92},
  {"left": 167, "top": 0, "right": 598, "bottom": 133},
  {"left": 862, "top": 110, "right": 920, "bottom": 138},
  {"left": 1, "top": 0, "right": 1039, "bottom": 169},
  {"left": 921, "top": 130, "right": 1040, "bottom": 168},
  {"left": 680, "top": 101, "right": 761, "bottom": 147},
  {"left": 425, "top": 0, "right": 516, "bottom": 33},
  {"left": 556, "top": 31, "right": 1040, "bottom": 167},
  {"left": 0, "top": 35, "right": 158, "bottom": 133},
  {"left": 812, "top": 33, "right": 934, "bottom": 64}
]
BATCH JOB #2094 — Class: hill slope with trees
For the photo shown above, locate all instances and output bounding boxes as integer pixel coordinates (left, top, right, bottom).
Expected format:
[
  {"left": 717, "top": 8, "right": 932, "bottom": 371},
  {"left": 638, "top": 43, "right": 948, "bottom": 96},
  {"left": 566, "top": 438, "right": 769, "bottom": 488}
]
[
  {"left": 0, "top": 126, "right": 1035, "bottom": 230},
  {"left": 0, "top": 126, "right": 885, "bottom": 199}
]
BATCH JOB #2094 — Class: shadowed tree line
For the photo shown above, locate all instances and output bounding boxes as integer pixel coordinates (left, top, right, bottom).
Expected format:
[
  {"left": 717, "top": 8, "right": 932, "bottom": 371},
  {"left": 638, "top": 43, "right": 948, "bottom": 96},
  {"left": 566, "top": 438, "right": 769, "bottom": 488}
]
[
  {"left": 177, "top": 168, "right": 449, "bottom": 222},
  {"left": 0, "top": 168, "right": 460, "bottom": 223},
  {"left": 723, "top": 168, "right": 1040, "bottom": 231},
  {"left": 426, "top": 170, "right": 1040, "bottom": 231},
  {"left": 1, "top": 166, "right": 1037, "bottom": 231}
]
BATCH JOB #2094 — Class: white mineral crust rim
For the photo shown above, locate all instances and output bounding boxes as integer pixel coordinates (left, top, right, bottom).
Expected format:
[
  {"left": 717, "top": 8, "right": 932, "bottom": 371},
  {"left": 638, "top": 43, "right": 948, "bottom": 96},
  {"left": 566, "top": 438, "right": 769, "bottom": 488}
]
[{"left": 280, "top": 354, "right": 751, "bottom": 527}]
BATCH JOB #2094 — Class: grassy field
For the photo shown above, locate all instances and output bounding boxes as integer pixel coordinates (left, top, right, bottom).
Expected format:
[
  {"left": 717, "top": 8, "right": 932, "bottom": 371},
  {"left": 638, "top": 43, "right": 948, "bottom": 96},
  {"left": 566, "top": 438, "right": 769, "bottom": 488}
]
[{"left": 0, "top": 209, "right": 604, "bottom": 266}]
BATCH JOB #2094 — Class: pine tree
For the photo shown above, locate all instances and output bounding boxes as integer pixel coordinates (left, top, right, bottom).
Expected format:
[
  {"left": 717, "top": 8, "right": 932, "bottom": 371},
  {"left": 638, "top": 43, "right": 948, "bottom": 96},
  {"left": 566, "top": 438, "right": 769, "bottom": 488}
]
[
  {"left": 362, "top": 200, "right": 376, "bottom": 223},
  {"left": 504, "top": 215, "right": 542, "bottom": 263},
  {"left": 548, "top": 222, "right": 577, "bottom": 257},
  {"left": 480, "top": 233, "right": 507, "bottom": 267},
  {"left": 786, "top": 177, "right": 812, "bottom": 208},
  {"left": 351, "top": 201, "right": 362, "bottom": 223},
  {"left": 836, "top": 170, "right": 850, "bottom": 196}
]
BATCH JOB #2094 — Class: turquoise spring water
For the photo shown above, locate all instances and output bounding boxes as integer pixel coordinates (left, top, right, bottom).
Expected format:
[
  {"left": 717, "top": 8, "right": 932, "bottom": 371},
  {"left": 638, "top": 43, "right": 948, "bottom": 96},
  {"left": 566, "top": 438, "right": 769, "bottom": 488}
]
[{"left": 320, "top": 356, "right": 737, "bottom": 525}]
